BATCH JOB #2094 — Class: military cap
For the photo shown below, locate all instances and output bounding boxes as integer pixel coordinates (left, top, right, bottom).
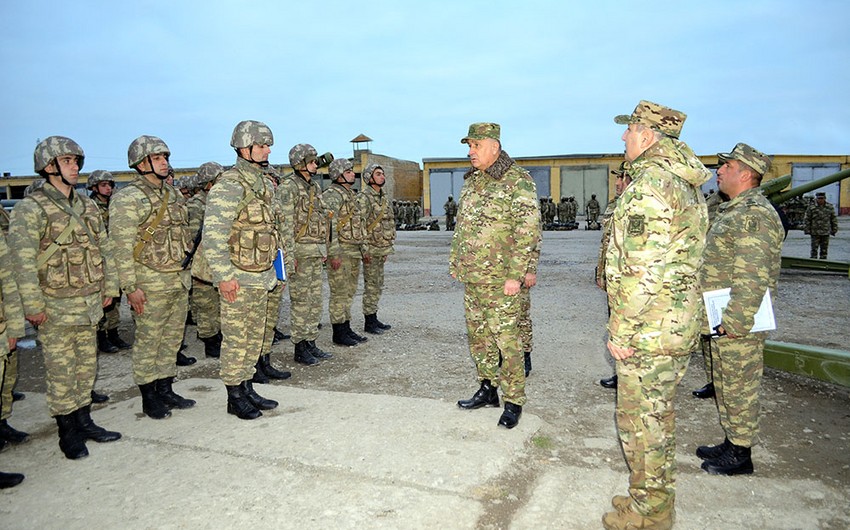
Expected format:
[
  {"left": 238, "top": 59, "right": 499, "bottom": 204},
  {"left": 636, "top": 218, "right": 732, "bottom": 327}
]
[
  {"left": 611, "top": 162, "right": 627, "bottom": 177},
  {"left": 87, "top": 169, "right": 114, "bottom": 189},
  {"left": 614, "top": 100, "right": 686, "bottom": 139},
  {"left": 34, "top": 136, "right": 85, "bottom": 173},
  {"left": 717, "top": 143, "right": 771, "bottom": 176},
  {"left": 195, "top": 161, "right": 224, "bottom": 185},
  {"left": 816, "top": 192, "right": 826, "bottom": 198},
  {"left": 461, "top": 122, "right": 500, "bottom": 144}
]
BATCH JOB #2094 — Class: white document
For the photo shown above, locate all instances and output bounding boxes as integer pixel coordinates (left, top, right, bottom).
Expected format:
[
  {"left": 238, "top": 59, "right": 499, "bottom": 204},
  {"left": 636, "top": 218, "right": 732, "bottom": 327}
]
[{"left": 702, "top": 288, "right": 776, "bottom": 335}]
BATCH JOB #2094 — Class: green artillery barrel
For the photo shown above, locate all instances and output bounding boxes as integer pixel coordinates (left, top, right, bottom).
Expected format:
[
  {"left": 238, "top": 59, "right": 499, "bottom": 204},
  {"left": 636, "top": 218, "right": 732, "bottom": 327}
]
[
  {"left": 764, "top": 340, "right": 850, "bottom": 388},
  {"left": 767, "top": 168, "right": 850, "bottom": 204},
  {"left": 759, "top": 174, "right": 792, "bottom": 198}
]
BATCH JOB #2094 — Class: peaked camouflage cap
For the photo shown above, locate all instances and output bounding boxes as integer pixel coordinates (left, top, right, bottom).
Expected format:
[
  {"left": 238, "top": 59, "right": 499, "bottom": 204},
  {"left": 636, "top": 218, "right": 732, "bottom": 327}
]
[
  {"left": 461, "top": 122, "right": 500, "bottom": 144},
  {"left": 128, "top": 135, "right": 170, "bottom": 168},
  {"left": 614, "top": 100, "right": 686, "bottom": 138},
  {"left": 362, "top": 163, "right": 384, "bottom": 184},
  {"left": 329, "top": 158, "right": 354, "bottom": 180},
  {"left": 195, "top": 161, "right": 224, "bottom": 185},
  {"left": 717, "top": 142, "right": 771, "bottom": 176},
  {"left": 34, "top": 136, "right": 85, "bottom": 173},
  {"left": 87, "top": 169, "right": 114, "bottom": 189},
  {"left": 289, "top": 143, "right": 317, "bottom": 169},
  {"left": 610, "top": 162, "right": 628, "bottom": 178},
  {"left": 231, "top": 120, "right": 274, "bottom": 148}
]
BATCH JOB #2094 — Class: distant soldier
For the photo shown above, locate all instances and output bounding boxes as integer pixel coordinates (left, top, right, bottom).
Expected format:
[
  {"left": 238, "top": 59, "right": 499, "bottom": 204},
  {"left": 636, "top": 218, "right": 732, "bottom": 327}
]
[
  {"left": 0, "top": 232, "right": 26, "bottom": 487},
  {"left": 567, "top": 196, "right": 578, "bottom": 223},
  {"left": 557, "top": 197, "right": 568, "bottom": 224},
  {"left": 358, "top": 164, "right": 396, "bottom": 334},
  {"left": 444, "top": 195, "right": 457, "bottom": 230},
  {"left": 323, "top": 158, "right": 368, "bottom": 347},
  {"left": 803, "top": 192, "right": 838, "bottom": 259},
  {"left": 392, "top": 200, "right": 400, "bottom": 224},
  {"left": 586, "top": 194, "right": 600, "bottom": 224},
  {"left": 10, "top": 136, "right": 122, "bottom": 459},
  {"left": 110, "top": 135, "right": 195, "bottom": 420},
  {"left": 412, "top": 200, "right": 421, "bottom": 226}
]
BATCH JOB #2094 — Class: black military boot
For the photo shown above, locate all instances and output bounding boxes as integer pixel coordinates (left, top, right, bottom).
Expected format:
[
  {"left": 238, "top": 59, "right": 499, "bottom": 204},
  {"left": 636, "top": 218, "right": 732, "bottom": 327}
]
[
  {"left": 457, "top": 379, "right": 500, "bottom": 409},
  {"left": 0, "top": 419, "right": 28, "bottom": 444},
  {"left": 156, "top": 377, "right": 196, "bottom": 409},
  {"left": 107, "top": 328, "right": 132, "bottom": 350},
  {"left": 200, "top": 332, "right": 222, "bottom": 358},
  {"left": 226, "top": 384, "right": 262, "bottom": 420},
  {"left": 176, "top": 344, "right": 197, "bottom": 366},
  {"left": 258, "top": 354, "right": 291, "bottom": 380},
  {"left": 524, "top": 351, "right": 532, "bottom": 377},
  {"left": 373, "top": 314, "right": 391, "bottom": 330},
  {"left": 599, "top": 375, "right": 618, "bottom": 389},
  {"left": 241, "top": 381, "right": 278, "bottom": 410},
  {"left": 252, "top": 360, "right": 270, "bottom": 384},
  {"left": 692, "top": 382, "right": 715, "bottom": 399},
  {"left": 55, "top": 414, "right": 89, "bottom": 460},
  {"left": 97, "top": 330, "right": 119, "bottom": 354},
  {"left": 138, "top": 382, "right": 171, "bottom": 419},
  {"left": 12, "top": 391, "right": 24, "bottom": 402},
  {"left": 308, "top": 340, "right": 333, "bottom": 359},
  {"left": 344, "top": 321, "right": 367, "bottom": 343},
  {"left": 498, "top": 402, "right": 523, "bottom": 429},
  {"left": 74, "top": 405, "right": 121, "bottom": 443},
  {"left": 0, "top": 471, "right": 24, "bottom": 489},
  {"left": 294, "top": 341, "right": 319, "bottom": 366},
  {"left": 332, "top": 323, "right": 359, "bottom": 346},
  {"left": 272, "top": 327, "right": 290, "bottom": 345},
  {"left": 696, "top": 437, "right": 731, "bottom": 460},
  {"left": 91, "top": 389, "right": 109, "bottom": 403},
  {"left": 364, "top": 313, "right": 384, "bottom": 335},
  {"left": 701, "top": 443, "right": 753, "bottom": 475}
]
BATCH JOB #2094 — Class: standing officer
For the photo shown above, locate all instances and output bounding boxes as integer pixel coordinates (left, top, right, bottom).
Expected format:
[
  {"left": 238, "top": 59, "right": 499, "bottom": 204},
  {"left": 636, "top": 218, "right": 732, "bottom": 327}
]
[
  {"left": 358, "top": 164, "right": 396, "bottom": 335},
  {"left": 586, "top": 194, "right": 601, "bottom": 226},
  {"left": 0, "top": 232, "right": 26, "bottom": 487},
  {"left": 603, "top": 101, "right": 709, "bottom": 529},
  {"left": 323, "top": 158, "right": 368, "bottom": 347},
  {"left": 443, "top": 195, "right": 457, "bottom": 230},
  {"left": 803, "top": 192, "right": 838, "bottom": 259},
  {"left": 9, "top": 136, "right": 122, "bottom": 459},
  {"left": 110, "top": 135, "right": 195, "bottom": 420},
  {"left": 276, "top": 144, "right": 331, "bottom": 366},
  {"left": 450, "top": 123, "right": 540, "bottom": 430},
  {"left": 696, "top": 143, "right": 783, "bottom": 476},
  {"left": 202, "top": 120, "right": 280, "bottom": 419}
]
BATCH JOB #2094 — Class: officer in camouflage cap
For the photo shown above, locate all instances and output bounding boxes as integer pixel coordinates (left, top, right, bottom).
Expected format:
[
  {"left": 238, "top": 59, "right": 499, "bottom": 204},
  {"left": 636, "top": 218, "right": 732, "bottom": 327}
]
[
  {"left": 358, "top": 163, "right": 396, "bottom": 334},
  {"left": 276, "top": 143, "right": 332, "bottom": 365},
  {"left": 323, "top": 158, "right": 369, "bottom": 347},
  {"left": 696, "top": 143, "right": 783, "bottom": 477},
  {"left": 451, "top": 123, "right": 541, "bottom": 430},
  {"left": 110, "top": 135, "right": 196, "bottom": 420},
  {"left": 202, "top": 121, "right": 282, "bottom": 419},
  {"left": 804, "top": 190, "right": 838, "bottom": 259},
  {"left": 603, "top": 102, "right": 709, "bottom": 529},
  {"left": 9, "top": 136, "right": 122, "bottom": 459}
]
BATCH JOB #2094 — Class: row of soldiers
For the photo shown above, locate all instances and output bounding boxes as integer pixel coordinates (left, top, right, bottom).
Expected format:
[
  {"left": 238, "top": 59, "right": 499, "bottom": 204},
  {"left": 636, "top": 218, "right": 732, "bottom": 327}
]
[
  {"left": 392, "top": 200, "right": 421, "bottom": 226},
  {"left": 0, "top": 121, "right": 397, "bottom": 482}
]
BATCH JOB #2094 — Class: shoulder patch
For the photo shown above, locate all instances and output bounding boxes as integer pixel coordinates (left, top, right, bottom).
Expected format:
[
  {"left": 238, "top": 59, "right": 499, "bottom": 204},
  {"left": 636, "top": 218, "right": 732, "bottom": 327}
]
[
  {"left": 744, "top": 215, "right": 759, "bottom": 232},
  {"left": 627, "top": 215, "right": 645, "bottom": 236}
]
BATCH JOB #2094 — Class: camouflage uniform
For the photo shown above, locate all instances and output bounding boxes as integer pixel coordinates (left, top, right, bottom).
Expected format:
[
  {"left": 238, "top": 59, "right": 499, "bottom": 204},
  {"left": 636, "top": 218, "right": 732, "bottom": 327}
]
[
  {"left": 557, "top": 198, "right": 568, "bottom": 224},
  {"left": 359, "top": 164, "right": 396, "bottom": 322},
  {"left": 606, "top": 102, "right": 709, "bottom": 522},
  {"left": 803, "top": 196, "right": 838, "bottom": 259},
  {"left": 450, "top": 126, "right": 540, "bottom": 411},
  {"left": 444, "top": 196, "right": 457, "bottom": 230},
  {"left": 518, "top": 231, "right": 541, "bottom": 356},
  {"left": 187, "top": 173, "right": 221, "bottom": 343},
  {"left": 0, "top": 231, "right": 26, "bottom": 437},
  {"left": 586, "top": 195, "right": 600, "bottom": 223}
]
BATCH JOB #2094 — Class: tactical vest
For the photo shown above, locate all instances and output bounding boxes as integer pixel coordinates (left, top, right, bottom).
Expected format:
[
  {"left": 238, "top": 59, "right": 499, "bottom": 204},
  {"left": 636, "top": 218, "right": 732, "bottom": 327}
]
[
  {"left": 293, "top": 178, "right": 328, "bottom": 244},
  {"left": 29, "top": 192, "right": 105, "bottom": 298},
  {"left": 328, "top": 186, "right": 365, "bottom": 245},
  {"left": 134, "top": 182, "right": 191, "bottom": 272},
  {"left": 228, "top": 178, "right": 279, "bottom": 272},
  {"left": 365, "top": 193, "right": 395, "bottom": 248}
]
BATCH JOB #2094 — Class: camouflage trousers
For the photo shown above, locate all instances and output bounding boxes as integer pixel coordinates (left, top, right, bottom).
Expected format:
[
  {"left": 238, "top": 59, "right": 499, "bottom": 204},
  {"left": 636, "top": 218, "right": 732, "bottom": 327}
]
[
  {"left": 327, "top": 255, "right": 361, "bottom": 324},
  {"left": 810, "top": 235, "right": 830, "bottom": 259},
  {"left": 288, "top": 257, "right": 323, "bottom": 343},
  {"left": 220, "top": 286, "right": 269, "bottom": 386},
  {"left": 362, "top": 255, "right": 386, "bottom": 316},
  {"left": 616, "top": 352, "right": 689, "bottom": 517},
  {"left": 706, "top": 334, "right": 764, "bottom": 447},
  {"left": 191, "top": 278, "right": 220, "bottom": 339},
  {"left": 261, "top": 281, "right": 285, "bottom": 356},
  {"left": 98, "top": 296, "right": 121, "bottom": 331},
  {"left": 518, "top": 286, "right": 532, "bottom": 353},
  {"left": 1, "top": 347, "right": 19, "bottom": 420},
  {"left": 39, "top": 320, "right": 98, "bottom": 416},
  {"left": 132, "top": 287, "right": 187, "bottom": 385},
  {"left": 463, "top": 283, "right": 526, "bottom": 406}
]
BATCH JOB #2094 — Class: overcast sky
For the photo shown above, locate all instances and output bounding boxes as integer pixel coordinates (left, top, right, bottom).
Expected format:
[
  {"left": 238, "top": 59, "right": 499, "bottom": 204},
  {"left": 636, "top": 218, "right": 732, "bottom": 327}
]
[{"left": 1, "top": 0, "right": 847, "bottom": 176}]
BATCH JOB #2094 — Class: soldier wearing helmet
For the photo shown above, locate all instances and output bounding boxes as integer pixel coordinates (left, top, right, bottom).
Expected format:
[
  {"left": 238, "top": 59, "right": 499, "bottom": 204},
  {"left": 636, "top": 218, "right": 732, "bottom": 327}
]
[
  {"left": 357, "top": 163, "right": 396, "bottom": 334},
  {"left": 109, "top": 135, "right": 196, "bottom": 420},
  {"left": 443, "top": 195, "right": 457, "bottom": 231},
  {"left": 8, "top": 136, "right": 122, "bottom": 459},
  {"left": 323, "top": 158, "right": 368, "bottom": 347},
  {"left": 275, "top": 143, "right": 331, "bottom": 366},
  {"left": 202, "top": 121, "right": 283, "bottom": 419}
]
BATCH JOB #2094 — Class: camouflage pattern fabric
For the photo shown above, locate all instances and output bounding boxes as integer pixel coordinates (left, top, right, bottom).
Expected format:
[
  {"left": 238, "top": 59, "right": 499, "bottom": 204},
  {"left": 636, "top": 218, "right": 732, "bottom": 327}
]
[
  {"left": 0, "top": 234, "right": 25, "bottom": 420},
  {"left": 803, "top": 202, "right": 838, "bottom": 258},
  {"left": 444, "top": 198, "right": 457, "bottom": 229},
  {"left": 260, "top": 281, "right": 284, "bottom": 356},
  {"left": 519, "top": 227, "right": 541, "bottom": 353},
  {"left": 191, "top": 278, "right": 220, "bottom": 339},
  {"left": 1, "top": 349, "right": 19, "bottom": 419},
  {"left": 328, "top": 255, "right": 361, "bottom": 324},
  {"left": 614, "top": 100, "right": 687, "bottom": 139},
  {"left": 323, "top": 182, "right": 366, "bottom": 324},
  {"left": 90, "top": 193, "right": 121, "bottom": 332},
  {"left": 131, "top": 287, "right": 186, "bottom": 384},
  {"left": 586, "top": 197, "right": 600, "bottom": 223},
  {"left": 359, "top": 183, "right": 396, "bottom": 315},
  {"left": 596, "top": 199, "right": 617, "bottom": 288},
  {"left": 38, "top": 320, "right": 98, "bottom": 416},
  {"left": 220, "top": 287, "right": 268, "bottom": 386},
  {"left": 0, "top": 207, "right": 9, "bottom": 234},
  {"left": 361, "top": 256, "right": 386, "bottom": 316},
  {"left": 707, "top": 334, "right": 765, "bottom": 447},
  {"left": 287, "top": 257, "right": 323, "bottom": 342}
]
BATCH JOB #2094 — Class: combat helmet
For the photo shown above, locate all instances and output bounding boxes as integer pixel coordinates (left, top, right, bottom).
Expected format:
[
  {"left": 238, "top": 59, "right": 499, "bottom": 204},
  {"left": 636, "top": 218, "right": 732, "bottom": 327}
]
[
  {"left": 195, "top": 161, "right": 224, "bottom": 186},
  {"left": 231, "top": 120, "right": 274, "bottom": 149},
  {"left": 328, "top": 158, "right": 354, "bottom": 181},
  {"left": 288, "top": 143, "right": 318, "bottom": 171},
  {"left": 34, "top": 136, "right": 85, "bottom": 175},
  {"left": 128, "top": 135, "right": 170, "bottom": 169},
  {"left": 362, "top": 163, "right": 384, "bottom": 185},
  {"left": 87, "top": 170, "right": 115, "bottom": 190}
]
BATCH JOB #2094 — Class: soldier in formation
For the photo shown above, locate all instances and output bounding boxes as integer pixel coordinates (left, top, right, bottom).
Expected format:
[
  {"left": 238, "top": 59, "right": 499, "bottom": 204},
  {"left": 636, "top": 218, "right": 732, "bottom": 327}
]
[
  {"left": 359, "top": 164, "right": 396, "bottom": 334},
  {"left": 444, "top": 195, "right": 457, "bottom": 230},
  {"left": 0, "top": 231, "right": 26, "bottom": 487},
  {"left": 803, "top": 191, "right": 838, "bottom": 259}
]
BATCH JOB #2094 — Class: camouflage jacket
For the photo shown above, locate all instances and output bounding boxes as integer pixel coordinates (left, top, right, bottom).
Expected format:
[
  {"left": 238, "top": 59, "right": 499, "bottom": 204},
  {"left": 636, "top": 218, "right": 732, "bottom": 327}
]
[
  {"left": 586, "top": 198, "right": 600, "bottom": 215},
  {"left": 90, "top": 193, "right": 110, "bottom": 230},
  {"left": 0, "top": 206, "right": 10, "bottom": 235},
  {"left": 322, "top": 183, "right": 366, "bottom": 259},
  {"left": 444, "top": 199, "right": 458, "bottom": 216},
  {"left": 803, "top": 202, "right": 838, "bottom": 236},
  {"left": 358, "top": 185, "right": 397, "bottom": 257},
  {"left": 596, "top": 198, "right": 618, "bottom": 288},
  {"left": 605, "top": 137, "right": 710, "bottom": 356},
  {"left": 450, "top": 151, "right": 540, "bottom": 285},
  {"left": 275, "top": 173, "right": 328, "bottom": 261},
  {"left": 701, "top": 187, "right": 783, "bottom": 337},
  {"left": 0, "top": 234, "right": 25, "bottom": 341},
  {"left": 187, "top": 189, "right": 210, "bottom": 281},
  {"left": 8, "top": 183, "right": 118, "bottom": 325},
  {"left": 109, "top": 176, "right": 191, "bottom": 293},
  {"left": 201, "top": 158, "right": 278, "bottom": 289}
]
